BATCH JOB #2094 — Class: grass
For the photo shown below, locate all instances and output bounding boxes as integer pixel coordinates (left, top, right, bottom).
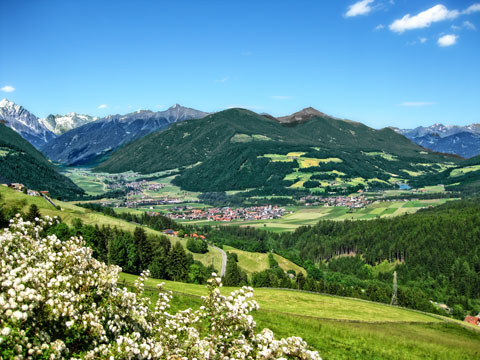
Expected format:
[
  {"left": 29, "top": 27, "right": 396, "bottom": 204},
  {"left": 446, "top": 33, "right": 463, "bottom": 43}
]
[
  {"left": 223, "top": 245, "right": 305, "bottom": 275},
  {"left": 119, "top": 273, "right": 480, "bottom": 359},
  {"left": 230, "top": 134, "right": 272, "bottom": 143},
  {"left": 450, "top": 164, "right": 480, "bottom": 177}
]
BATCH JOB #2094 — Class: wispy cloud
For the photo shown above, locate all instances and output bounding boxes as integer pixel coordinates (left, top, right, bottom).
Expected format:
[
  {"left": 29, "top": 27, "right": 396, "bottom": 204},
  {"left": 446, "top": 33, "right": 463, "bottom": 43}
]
[
  {"left": 390, "top": 3, "right": 480, "bottom": 33},
  {"left": 463, "top": 3, "right": 480, "bottom": 14},
  {"left": 154, "top": 104, "right": 165, "bottom": 109},
  {"left": 345, "top": 0, "right": 375, "bottom": 17},
  {"left": 241, "top": 51, "right": 252, "bottom": 56},
  {"left": 438, "top": 34, "right": 458, "bottom": 47},
  {"left": 1, "top": 85, "right": 15, "bottom": 93},
  {"left": 215, "top": 76, "right": 230, "bottom": 83},
  {"left": 398, "top": 102, "right": 436, "bottom": 107},
  {"left": 374, "top": 24, "right": 385, "bottom": 30},
  {"left": 270, "top": 95, "right": 292, "bottom": 100},
  {"left": 461, "top": 20, "right": 476, "bottom": 30},
  {"left": 98, "top": 104, "right": 108, "bottom": 109}
]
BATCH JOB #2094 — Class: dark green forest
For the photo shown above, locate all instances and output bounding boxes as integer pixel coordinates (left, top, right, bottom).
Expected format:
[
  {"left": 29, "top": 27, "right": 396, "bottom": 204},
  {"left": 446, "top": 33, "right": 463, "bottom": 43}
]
[
  {"left": 0, "top": 124, "right": 84, "bottom": 200},
  {"left": 203, "top": 200, "right": 480, "bottom": 317}
]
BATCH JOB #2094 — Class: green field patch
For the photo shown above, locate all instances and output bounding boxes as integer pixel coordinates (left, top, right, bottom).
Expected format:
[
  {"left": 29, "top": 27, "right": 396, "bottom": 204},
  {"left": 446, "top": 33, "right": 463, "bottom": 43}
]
[
  {"left": 262, "top": 154, "right": 294, "bottom": 162},
  {"left": 223, "top": 246, "right": 305, "bottom": 275},
  {"left": 286, "top": 152, "right": 306, "bottom": 157},
  {"left": 362, "top": 151, "right": 398, "bottom": 161},
  {"left": 401, "top": 169, "right": 425, "bottom": 177},
  {"left": 450, "top": 164, "right": 480, "bottom": 177},
  {"left": 291, "top": 180, "right": 306, "bottom": 188},
  {"left": 230, "top": 133, "right": 272, "bottom": 143},
  {"left": 0, "top": 147, "right": 10, "bottom": 157},
  {"left": 298, "top": 157, "right": 343, "bottom": 168}
]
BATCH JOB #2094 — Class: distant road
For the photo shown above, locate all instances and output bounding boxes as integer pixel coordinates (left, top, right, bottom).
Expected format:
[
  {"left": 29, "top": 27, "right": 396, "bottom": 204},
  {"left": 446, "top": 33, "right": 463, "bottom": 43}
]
[
  {"left": 210, "top": 245, "right": 227, "bottom": 277},
  {"left": 41, "top": 194, "right": 57, "bottom": 208}
]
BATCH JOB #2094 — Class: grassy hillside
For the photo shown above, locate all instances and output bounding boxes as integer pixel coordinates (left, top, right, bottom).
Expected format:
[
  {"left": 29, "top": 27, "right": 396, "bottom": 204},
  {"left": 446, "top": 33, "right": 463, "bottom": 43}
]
[
  {"left": 0, "top": 123, "right": 84, "bottom": 200},
  {"left": 120, "top": 273, "right": 480, "bottom": 360},
  {"left": 95, "top": 109, "right": 459, "bottom": 194},
  {"left": 411, "top": 154, "right": 480, "bottom": 194},
  {"left": 0, "top": 185, "right": 302, "bottom": 274}
]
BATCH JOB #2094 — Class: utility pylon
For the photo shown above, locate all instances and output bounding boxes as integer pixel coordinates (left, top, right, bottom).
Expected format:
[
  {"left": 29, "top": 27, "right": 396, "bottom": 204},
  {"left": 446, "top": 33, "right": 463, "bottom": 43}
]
[{"left": 391, "top": 271, "right": 398, "bottom": 306}]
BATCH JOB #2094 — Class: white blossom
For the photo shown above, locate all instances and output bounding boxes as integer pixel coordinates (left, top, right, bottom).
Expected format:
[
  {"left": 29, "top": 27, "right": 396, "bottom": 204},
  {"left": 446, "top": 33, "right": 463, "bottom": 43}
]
[{"left": 0, "top": 215, "right": 321, "bottom": 359}]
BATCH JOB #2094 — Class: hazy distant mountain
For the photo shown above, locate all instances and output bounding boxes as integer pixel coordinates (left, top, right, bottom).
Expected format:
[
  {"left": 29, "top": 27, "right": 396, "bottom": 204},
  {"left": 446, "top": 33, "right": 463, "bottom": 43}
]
[
  {"left": 41, "top": 104, "right": 208, "bottom": 165},
  {"left": 395, "top": 123, "right": 480, "bottom": 158},
  {"left": 39, "top": 112, "right": 99, "bottom": 135},
  {"left": 0, "top": 99, "right": 56, "bottom": 148}
]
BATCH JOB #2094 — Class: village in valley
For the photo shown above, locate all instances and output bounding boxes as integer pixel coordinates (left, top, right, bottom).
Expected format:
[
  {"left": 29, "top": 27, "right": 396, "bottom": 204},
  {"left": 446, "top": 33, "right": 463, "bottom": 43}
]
[{"left": 165, "top": 205, "right": 287, "bottom": 222}]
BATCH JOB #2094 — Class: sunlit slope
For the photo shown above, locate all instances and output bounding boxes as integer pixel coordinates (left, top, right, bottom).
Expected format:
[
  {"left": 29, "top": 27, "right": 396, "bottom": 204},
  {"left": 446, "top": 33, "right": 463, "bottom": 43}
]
[{"left": 120, "top": 273, "right": 480, "bottom": 360}]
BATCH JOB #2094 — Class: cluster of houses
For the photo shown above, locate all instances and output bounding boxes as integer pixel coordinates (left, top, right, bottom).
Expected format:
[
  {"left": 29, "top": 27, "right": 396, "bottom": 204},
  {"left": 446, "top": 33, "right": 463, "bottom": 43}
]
[
  {"left": 300, "top": 195, "right": 371, "bottom": 209},
  {"left": 166, "top": 205, "right": 286, "bottom": 222},
  {"left": 2, "top": 182, "right": 49, "bottom": 197},
  {"left": 162, "top": 229, "right": 207, "bottom": 240},
  {"left": 122, "top": 180, "right": 165, "bottom": 193},
  {"left": 122, "top": 197, "right": 182, "bottom": 208}
]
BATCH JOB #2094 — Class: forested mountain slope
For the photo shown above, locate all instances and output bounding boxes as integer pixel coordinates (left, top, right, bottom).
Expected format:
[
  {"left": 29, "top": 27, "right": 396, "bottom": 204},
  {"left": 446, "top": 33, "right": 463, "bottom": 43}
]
[
  {"left": 0, "top": 123, "right": 84, "bottom": 199},
  {"left": 96, "top": 108, "right": 459, "bottom": 193}
]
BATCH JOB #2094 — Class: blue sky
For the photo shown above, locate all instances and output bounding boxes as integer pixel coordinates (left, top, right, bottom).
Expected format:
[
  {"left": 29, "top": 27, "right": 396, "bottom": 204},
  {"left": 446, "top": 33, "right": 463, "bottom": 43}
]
[{"left": 0, "top": 0, "right": 479, "bottom": 128}]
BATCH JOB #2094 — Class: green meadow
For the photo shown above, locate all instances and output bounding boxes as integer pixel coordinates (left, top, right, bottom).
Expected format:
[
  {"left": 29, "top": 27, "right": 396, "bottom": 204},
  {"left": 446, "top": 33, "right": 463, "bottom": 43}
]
[{"left": 119, "top": 273, "right": 480, "bottom": 360}]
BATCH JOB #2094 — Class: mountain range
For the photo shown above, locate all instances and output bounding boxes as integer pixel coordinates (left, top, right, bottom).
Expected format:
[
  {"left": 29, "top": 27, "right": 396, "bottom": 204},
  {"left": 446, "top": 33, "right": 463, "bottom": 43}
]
[
  {"left": 1, "top": 98, "right": 478, "bottom": 162},
  {"left": 95, "top": 108, "right": 459, "bottom": 193},
  {"left": 41, "top": 104, "right": 208, "bottom": 165},
  {"left": 395, "top": 124, "right": 480, "bottom": 158}
]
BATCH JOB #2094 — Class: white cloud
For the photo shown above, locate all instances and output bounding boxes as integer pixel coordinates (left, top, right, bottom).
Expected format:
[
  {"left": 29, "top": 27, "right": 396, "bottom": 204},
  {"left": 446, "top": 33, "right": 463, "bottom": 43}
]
[
  {"left": 374, "top": 24, "right": 385, "bottom": 30},
  {"left": 1, "top": 86, "right": 15, "bottom": 93},
  {"left": 154, "top": 104, "right": 165, "bottom": 108},
  {"left": 270, "top": 96, "right": 291, "bottom": 100},
  {"left": 345, "top": 0, "right": 375, "bottom": 17},
  {"left": 98, "top": 104, "right": 108, "bottom": 109},
  {"left": 419, "top": 37, "right": 428, "bottom": 43},
  {"left": 438, "top": 34, "right": 458, "bottom": 47},
  {"left": 398, "top": 102, "right": 436, "bottom": 107},
  {"left": 215, "top": 76, "right": 230, "bottom": 83},
  {"left": 463, "top": 20, "right": 476, "bottom": 30},
  {"left": 390, "top": 3, "right": 480, "bottom": 33},
  {"left": 389, "top": 5, "right": 459, "bottom": 33},
  {"left": 463, "top": 3, "right": 480, "bottom": 14}
]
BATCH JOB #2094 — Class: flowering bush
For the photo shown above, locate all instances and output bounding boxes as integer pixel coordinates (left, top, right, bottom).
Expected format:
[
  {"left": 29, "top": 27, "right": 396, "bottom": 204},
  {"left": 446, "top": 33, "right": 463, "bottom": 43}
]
[{"left": 0, "top": 215, "right": 321, "bottom": 359}]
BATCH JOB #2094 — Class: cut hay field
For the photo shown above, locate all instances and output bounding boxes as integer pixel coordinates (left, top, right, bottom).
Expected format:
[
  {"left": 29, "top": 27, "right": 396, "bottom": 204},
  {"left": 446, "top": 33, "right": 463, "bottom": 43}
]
[{"left": 119, "top": 273, "right": 480, "bottom": 360}]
